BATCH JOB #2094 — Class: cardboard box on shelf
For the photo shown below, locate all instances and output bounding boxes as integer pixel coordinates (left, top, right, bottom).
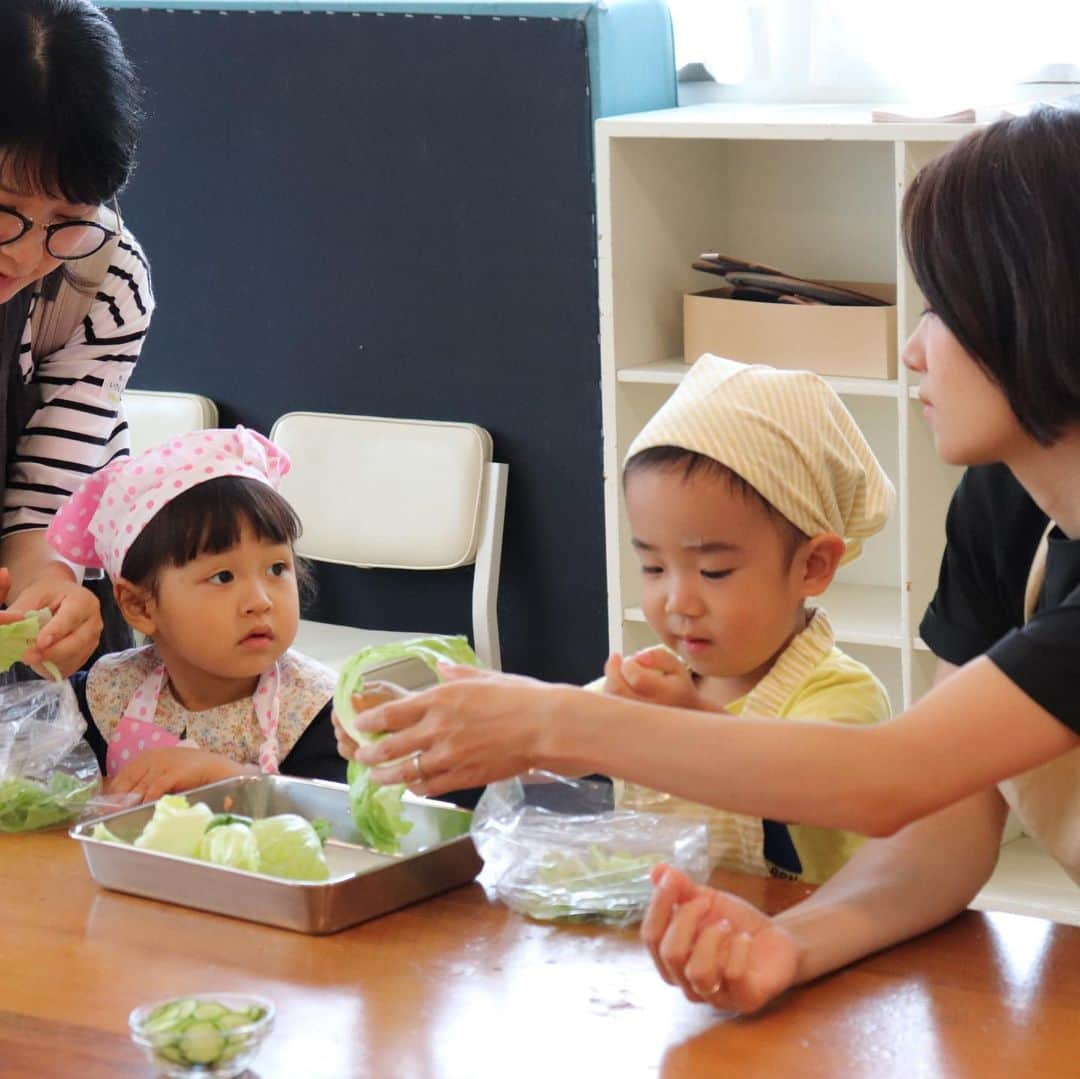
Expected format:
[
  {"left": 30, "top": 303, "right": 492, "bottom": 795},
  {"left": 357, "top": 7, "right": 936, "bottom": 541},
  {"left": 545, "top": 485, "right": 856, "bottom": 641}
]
[{"left": 683, "top": 282, "right": 897, "bottom": 379}]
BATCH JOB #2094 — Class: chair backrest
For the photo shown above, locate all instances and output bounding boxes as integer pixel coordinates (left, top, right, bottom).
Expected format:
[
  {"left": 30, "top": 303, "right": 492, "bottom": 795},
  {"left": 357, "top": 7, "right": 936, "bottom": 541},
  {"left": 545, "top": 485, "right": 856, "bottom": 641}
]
[
  {"left": 269, "top": 411, "right": 507, "bottom": 669},
  {"left": 123, "top": 389, "right": 219, "bottom": 456}
]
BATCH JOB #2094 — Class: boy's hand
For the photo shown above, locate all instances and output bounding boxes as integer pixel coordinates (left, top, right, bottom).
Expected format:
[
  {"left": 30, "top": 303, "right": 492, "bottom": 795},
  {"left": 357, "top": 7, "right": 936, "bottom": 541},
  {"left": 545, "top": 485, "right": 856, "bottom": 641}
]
[
  {"left": 603, "top": 647, "right": 704, "bottom": 709},
  {"left": 642, "top": 865, "right": 800, "bottom": 1015},
  {"left": 104, "top": 747, "right": 253, "bottom": 804}
]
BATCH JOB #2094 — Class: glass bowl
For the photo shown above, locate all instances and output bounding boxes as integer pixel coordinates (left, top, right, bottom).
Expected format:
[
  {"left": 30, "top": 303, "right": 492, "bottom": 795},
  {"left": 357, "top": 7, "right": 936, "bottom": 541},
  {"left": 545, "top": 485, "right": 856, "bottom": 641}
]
[{"left": 129, "top": 992, "right": 275, "bottom": 1078}]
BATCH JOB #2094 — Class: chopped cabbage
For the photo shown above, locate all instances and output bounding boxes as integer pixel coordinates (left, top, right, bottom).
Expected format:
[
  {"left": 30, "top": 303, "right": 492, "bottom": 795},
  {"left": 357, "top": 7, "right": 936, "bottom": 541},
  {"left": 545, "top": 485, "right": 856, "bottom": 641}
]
[
  {"left": 0, "top": 771, "right": 97, "bottom": 832},
  {"left": 198, "top": 821, "right": 260, "bottom": 872},
  {"left": 250, "top": 813, "right": 330, "bottom": 881},
  {"left": 133, "top": 795, "right": 215, "bottom": 858},
  {"left": 99, "top": 795, "right": 332, "bottom": 882},
  {"left": 508, "top": 845, "right": 666, "bottom": 925},
  {"left": 91, "top": 821, "right": 124, "bottom": 844},
  {"left": 334, "top": 636, "right": 480, "bottom": 853}
]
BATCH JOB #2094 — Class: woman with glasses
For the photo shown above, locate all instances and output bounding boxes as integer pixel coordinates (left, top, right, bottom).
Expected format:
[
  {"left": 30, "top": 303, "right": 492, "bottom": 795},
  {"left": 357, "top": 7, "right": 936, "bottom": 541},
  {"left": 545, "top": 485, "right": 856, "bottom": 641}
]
[{"left": 0, "top": 0, "right": 153, "bottom": 678}]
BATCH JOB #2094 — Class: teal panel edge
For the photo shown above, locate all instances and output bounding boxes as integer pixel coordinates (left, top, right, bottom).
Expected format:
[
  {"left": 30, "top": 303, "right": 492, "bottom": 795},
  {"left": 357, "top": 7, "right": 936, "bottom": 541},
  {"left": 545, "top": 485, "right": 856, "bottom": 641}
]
[{"left": 96, "top": 0, "right": 677, "bottom": 119}]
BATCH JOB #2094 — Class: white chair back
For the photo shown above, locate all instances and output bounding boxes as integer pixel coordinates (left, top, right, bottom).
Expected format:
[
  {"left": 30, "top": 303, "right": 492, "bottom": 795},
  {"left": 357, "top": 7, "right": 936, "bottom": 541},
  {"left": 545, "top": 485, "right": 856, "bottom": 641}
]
[
  {"left": 270, "top": 412, "right": 507, "bottom": 671},
  {"left": 124, "top": 389, "right": 219, "bottom": 456}
]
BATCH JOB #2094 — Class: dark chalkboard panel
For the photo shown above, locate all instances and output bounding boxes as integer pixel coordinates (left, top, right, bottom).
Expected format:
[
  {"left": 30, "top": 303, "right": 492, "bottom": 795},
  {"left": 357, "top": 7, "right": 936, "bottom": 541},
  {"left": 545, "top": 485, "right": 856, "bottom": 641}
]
[{"left": 109, "top": 10, "right": 605, "bottom": 683}]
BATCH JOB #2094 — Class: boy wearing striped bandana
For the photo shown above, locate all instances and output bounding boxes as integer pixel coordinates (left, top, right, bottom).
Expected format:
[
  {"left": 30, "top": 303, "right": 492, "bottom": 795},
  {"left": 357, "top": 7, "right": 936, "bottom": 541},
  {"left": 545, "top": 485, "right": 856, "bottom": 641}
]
[{"left": 603, "top": 354, "right": 895, "bottom": 883}]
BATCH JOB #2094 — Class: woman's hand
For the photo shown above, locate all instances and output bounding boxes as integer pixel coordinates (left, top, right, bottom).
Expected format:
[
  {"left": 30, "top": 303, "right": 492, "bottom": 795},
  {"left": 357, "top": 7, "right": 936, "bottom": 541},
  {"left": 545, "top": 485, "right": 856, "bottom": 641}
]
[
  {"left": 333, "top": 683, "right": 415, "bottom": 761},
  {"left": 603, "top": 647, "right": 706, "bottom": 710},
  {"left": 105, "top": 747, "right": 253, "bottom": 804},
  {"left": 332, "top": 707, "right": 361, "bottom": 761},
  {"left": 0, "top": 563, "right": 103, "bottom": 678},
  {"left": 642, "top": 865, "right": 800, "bottom": 1015},
  {"left": 350, "top": 663, "right": 562, "bottom": 796}
]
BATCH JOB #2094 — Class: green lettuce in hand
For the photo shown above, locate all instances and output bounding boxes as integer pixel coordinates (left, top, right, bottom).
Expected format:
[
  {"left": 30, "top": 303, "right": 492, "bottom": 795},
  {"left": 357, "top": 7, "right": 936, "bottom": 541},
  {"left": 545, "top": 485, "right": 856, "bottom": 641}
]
[
  {"left": 335, "top": 636, "right": 480, "bottom": 854},
  {"left": 333, "top": 635, "right": 479, "bottom": 742},
  {"left": 0, "top": 608, "right": 61, "bottom": 680},
  {"left": 345, "top": 759, "right": 415, "bottom": 854}
]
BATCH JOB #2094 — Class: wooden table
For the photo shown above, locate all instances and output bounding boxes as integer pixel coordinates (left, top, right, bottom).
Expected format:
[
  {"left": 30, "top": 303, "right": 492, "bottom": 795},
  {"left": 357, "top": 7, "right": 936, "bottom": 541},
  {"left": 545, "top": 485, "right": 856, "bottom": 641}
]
[{"left": 3, "top": 832, "right": 1080, "bottom": 1078}]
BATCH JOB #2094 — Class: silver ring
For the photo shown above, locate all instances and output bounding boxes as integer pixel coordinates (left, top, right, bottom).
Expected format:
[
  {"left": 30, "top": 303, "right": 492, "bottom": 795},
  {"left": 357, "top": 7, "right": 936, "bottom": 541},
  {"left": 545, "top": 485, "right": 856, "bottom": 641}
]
[{"left": 412, "top": 752, "right": 426, "bottom": 782}]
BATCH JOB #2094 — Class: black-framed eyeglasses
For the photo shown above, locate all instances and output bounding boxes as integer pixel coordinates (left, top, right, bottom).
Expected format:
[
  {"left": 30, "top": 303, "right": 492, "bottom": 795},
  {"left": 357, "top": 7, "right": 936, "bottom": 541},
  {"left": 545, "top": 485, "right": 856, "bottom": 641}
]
[{"left": 0, "top": 197, "right": 122, "bottom": 260}]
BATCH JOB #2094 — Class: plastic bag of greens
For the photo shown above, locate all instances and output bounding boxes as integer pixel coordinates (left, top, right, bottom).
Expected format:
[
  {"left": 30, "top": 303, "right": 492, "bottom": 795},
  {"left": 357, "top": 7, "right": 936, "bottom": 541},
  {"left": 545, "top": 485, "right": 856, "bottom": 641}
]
[
  {"left": 335, "top": 635, "right": 480, "bottom": 854},
  {"left": 0, "top": 679, "right": 102, "bottom": 832},
  {"left": 470, "top": 772, "right": 710, "bottom": 927}
]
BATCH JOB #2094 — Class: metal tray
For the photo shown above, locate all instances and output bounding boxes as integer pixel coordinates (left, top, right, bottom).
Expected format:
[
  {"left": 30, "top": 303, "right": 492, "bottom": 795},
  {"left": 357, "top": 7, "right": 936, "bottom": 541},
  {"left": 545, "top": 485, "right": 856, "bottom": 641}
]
[{"left": 69, "top": 774, "right": 481, "bottom": 934}]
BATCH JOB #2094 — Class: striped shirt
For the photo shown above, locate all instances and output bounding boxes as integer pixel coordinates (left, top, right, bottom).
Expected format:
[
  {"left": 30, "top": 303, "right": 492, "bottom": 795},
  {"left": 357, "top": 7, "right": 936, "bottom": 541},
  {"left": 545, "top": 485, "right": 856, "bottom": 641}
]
[{"left": 3, "top": 230, "right": 154, "bottom": 538}]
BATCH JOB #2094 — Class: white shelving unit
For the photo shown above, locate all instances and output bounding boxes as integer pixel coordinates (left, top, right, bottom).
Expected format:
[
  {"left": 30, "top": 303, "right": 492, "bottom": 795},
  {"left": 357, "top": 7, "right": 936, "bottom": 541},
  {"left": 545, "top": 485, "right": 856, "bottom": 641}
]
[
  {"left": 595, "top": 102, "right": 969, "bottom": 715},
  {"left": 595, "top": 103, "right": 1076, "bottom": 921}
]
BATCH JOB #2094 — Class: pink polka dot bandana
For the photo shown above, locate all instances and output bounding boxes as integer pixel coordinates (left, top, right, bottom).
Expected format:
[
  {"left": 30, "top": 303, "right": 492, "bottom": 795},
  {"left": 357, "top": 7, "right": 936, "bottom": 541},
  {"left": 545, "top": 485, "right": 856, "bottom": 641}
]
[{"left": 46, "top": 426, "right": 291, "bottom": 580}]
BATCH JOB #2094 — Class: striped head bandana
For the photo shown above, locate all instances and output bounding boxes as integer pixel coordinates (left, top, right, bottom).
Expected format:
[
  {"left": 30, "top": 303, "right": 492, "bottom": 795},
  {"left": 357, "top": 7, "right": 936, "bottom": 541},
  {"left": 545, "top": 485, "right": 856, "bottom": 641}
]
[{"left": 626, "top": 355, "right": 894, "bottom": 564}]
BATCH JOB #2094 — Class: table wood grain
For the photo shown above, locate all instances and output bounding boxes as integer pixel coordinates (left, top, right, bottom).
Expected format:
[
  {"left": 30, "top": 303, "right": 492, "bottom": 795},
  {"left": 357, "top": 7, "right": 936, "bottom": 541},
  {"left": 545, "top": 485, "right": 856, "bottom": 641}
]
[{"left": 3, "top": 831, "right": 1079, "bottom": 1078}]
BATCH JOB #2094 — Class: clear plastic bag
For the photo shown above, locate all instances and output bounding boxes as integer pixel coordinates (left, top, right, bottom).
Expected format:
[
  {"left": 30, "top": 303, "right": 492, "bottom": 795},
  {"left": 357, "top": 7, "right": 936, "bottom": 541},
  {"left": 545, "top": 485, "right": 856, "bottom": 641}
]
[
  {"left": 0, "top": 679, "right": 111, "bottom": 832},
  {"left": 471, "top": 772, "right": 711, "bottom": 927}
]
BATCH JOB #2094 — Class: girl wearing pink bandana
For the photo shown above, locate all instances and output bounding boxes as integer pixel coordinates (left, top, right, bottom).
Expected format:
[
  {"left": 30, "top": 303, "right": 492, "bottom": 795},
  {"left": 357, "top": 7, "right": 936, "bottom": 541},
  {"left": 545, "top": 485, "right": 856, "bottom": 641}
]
[{"left": 46, "top": 426, "right": 343, "bottom": 802}]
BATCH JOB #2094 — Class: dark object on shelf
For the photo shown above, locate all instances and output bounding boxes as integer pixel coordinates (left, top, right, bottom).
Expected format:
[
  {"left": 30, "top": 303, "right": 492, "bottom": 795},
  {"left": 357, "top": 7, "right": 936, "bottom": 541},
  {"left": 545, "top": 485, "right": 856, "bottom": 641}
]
[{"left": 693, "top": 253, "right": 890, "bottom": 307}]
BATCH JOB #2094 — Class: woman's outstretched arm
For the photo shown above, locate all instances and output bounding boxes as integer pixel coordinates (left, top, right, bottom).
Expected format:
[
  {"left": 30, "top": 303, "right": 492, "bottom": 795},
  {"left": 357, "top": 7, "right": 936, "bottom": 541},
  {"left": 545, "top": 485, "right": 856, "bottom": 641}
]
[{"left": 353, "top": 656, "right": 1074, "bottom": 836}]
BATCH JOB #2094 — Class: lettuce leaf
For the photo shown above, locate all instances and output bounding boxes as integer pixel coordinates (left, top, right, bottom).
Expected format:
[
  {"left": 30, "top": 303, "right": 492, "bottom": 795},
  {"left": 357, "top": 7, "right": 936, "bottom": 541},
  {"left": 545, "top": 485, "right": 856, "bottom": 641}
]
[
  {"left": 335, "top": 636, "right": 480, "bottom": 853},
  {"left": 346, "top": 760, "right": 415, "bottom": 853},
  {"left": 250, "top": 813, "right": 330, "bottom": 881},
  {"left": 0, "top": 771, "right": 98, "bottom": 832},
  {"left": 133, "top": 794, "right": 215, "bottom": 858},
  {"left": 197, "top": 821, "right": 260, "bottom": 872},
  {"left": 0, "top": 608, "right": 61, "bottom": 680},
  {"left": 91, "top": 821, "right": 125, "bottom": 844},
  {"left": 333, "top": 635, "right": 479, "bottom": 742},
  {"left": 508, "top": 845, "right": 666, "bottom": 925},
  {"left": 93, "top": 796, "right": 334, "bottom": 881}
]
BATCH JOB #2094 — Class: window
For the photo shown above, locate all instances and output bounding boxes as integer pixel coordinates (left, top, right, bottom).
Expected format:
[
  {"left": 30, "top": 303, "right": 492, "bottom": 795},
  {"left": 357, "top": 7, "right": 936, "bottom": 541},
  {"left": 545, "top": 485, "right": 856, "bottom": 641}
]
[{"left": 670, "top": 0, "right": 1080, "bottom": 106}]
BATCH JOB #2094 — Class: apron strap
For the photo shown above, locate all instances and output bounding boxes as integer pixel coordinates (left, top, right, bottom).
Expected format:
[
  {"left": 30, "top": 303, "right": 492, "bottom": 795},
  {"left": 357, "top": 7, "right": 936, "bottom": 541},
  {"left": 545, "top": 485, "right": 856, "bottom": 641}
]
[
  {"left": 112, "top": 661, "right": 283, "bottom": 776},
  {"left": 1023, "top": 520, "right": 1055, "bottom": 624}
]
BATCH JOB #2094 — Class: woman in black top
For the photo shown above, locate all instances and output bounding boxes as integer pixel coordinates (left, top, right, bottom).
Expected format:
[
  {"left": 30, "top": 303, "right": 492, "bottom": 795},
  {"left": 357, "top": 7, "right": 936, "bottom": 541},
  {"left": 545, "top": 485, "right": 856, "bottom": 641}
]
[
  {"left": 0, "top": 1, "right": 152, "bottom": 677},
  {"left": 346, "top": 107, "right": 1080, "bottom": 1011}
]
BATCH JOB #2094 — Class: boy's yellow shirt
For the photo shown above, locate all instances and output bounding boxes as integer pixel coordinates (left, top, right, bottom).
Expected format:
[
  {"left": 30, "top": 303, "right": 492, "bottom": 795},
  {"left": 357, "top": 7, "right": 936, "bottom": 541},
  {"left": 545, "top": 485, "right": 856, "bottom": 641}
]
[{"left": 589, "top": 611, "right": 890, "bottom": 884}]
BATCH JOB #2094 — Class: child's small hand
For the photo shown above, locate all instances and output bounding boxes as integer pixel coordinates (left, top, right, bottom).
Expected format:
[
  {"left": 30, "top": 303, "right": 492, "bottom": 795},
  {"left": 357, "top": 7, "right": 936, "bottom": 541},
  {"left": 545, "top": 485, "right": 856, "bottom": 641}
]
[
  {"left": 104, "top": 747, "right": 253, "bottom": 804},
  {"left": 603, "top": 647, "right": 703, "bottom": 709}
]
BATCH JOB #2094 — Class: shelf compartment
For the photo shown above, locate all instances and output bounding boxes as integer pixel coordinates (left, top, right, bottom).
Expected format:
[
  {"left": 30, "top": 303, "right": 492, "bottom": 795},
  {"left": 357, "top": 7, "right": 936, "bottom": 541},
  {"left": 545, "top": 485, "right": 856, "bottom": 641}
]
[{"left": 616, "top": 359, "right": 902, "bottom": 398}]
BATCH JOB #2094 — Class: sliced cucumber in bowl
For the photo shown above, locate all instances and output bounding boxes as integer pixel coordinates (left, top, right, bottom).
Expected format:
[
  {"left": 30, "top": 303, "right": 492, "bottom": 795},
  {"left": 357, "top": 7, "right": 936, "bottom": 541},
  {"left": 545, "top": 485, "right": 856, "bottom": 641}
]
[{"left": 129, "top": 993, "right": 274, "bottom": 1077}]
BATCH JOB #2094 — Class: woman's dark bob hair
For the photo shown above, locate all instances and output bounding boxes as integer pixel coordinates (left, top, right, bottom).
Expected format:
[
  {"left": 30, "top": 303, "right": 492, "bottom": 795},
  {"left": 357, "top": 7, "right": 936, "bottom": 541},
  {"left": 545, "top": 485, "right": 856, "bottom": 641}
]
[
  {"left": 0, "top": 0, "right": 143, "bottom": 205},
  {"left": 902, "top": 106, "right": 1080, "bottom": 445}
]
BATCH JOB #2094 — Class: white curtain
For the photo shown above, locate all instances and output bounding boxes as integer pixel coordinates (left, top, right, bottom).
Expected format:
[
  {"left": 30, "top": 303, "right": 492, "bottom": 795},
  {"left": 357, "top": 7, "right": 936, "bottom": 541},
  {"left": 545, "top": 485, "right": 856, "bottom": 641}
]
[{"left": 670, "top": 0, "right": 1080, "bottom": 103}]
